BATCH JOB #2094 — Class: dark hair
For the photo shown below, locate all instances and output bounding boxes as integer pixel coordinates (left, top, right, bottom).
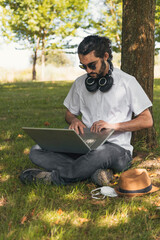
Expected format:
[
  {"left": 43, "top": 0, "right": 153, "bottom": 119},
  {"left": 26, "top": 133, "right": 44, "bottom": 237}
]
[{"left": 78, "top": 35, "right": 113, "bottom": 60}]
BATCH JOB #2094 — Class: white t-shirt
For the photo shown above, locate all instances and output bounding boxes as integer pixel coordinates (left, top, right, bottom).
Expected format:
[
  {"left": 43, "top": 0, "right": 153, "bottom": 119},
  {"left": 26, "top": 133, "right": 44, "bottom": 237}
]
[{"left": 63, "top": 68, "right": 152, "bottom": 154}]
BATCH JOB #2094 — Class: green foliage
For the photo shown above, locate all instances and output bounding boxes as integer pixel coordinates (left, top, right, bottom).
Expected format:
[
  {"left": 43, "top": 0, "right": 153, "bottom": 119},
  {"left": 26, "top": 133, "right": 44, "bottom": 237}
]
[
  {"left": 155, "top": 0, "right": 160, "bottom": 49},
  {"left": 0, "top": 0, "right": 89, "bottom": 80},
  {"left": 153, "top": 78, "right": 160, "bottom": 147},
  {"left": 0, "top": 0, "right": 89, "bottom": 49},
  {"left": 1, "top": 0, "right": 160, "bottom": 53},
  {"left": 87, "top": 0, "right": 122, "bottom": 52},
  {"left": 101, "top": 0, "right": 122, "bottom": 52}
]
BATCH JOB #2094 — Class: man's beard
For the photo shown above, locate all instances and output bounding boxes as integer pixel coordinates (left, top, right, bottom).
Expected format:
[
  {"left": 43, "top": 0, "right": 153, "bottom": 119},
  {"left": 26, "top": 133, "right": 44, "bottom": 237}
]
[{"left": 88, "top": 60, "right": 107, "bottom": 79}]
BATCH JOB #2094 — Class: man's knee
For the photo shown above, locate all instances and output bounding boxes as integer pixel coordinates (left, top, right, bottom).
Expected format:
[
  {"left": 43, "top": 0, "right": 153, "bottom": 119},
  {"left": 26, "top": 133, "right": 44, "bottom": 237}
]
[
  {"left": 29, "top": 145, "right": 41, "bottom": 163},
  {"left": 112, "top": 151, "right": 132, "bottom": 173}
]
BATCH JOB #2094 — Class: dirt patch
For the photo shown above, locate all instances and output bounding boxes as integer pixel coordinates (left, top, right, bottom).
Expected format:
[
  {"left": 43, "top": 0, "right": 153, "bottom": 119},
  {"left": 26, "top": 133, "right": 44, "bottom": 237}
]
[{"left": 131, "top": 152, "right": 160, "bottom": 187}]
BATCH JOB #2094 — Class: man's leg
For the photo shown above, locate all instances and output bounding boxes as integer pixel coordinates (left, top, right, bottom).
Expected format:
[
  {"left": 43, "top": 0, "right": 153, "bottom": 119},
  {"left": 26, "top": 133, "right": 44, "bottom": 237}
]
[
  {"left": 29, "top": 144, "right": 80, "bottom": 171},
  {"left": 21, "top": 142, "right": 132, "bottom": 185}
]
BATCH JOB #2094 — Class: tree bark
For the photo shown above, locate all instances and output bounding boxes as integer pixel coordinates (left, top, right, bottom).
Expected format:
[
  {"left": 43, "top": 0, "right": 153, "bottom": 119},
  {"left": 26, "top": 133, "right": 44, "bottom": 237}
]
[
  {"left": 32, "top": 37, "right": 39, "bottom": 81},
  {"left": 121, "top": 0, "right": 157, "bottom": 149},
  {"left": 32, "top": 50, "right": 37, "bottom": 81}
]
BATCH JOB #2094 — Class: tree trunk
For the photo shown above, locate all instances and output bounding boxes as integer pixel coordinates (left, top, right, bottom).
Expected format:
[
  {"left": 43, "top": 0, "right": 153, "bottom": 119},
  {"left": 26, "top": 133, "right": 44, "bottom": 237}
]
[
  {"left": 32, "top": 50, "right": 37, "bottom": 81},
  {"left": 32, "top": 37, "right": 39, "bottom": 81},
  {"left": 41, "top": 36, "right": 45, "bottom": 81},
  {"left": 121, "top": 0, "right": 157, "bottom": 149}
]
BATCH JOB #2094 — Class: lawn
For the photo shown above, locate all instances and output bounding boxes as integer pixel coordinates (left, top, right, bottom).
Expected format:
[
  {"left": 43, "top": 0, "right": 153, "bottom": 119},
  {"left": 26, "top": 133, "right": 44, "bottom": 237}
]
[{"left": 0, "top": 80, "right": 160, "bottom": 240}]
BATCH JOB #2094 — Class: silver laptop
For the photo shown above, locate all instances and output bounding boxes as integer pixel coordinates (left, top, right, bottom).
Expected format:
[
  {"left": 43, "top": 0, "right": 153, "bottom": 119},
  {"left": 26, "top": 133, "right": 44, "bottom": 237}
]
[{"left": 22, "top": 127, "right": 114, "bottom": 154}]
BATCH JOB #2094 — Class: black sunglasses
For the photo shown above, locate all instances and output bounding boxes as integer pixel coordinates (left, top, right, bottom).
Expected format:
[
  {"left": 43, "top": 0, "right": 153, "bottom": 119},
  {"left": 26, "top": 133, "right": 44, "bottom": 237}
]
[{"left": 79, "top": 61, "right": 98, "bottom": 70}]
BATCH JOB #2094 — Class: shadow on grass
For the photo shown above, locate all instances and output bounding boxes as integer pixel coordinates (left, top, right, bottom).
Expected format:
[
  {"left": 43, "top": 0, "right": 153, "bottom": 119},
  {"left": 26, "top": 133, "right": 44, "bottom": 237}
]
[{"left": 0, "top": 172, "right": 159, "bottom": 240}]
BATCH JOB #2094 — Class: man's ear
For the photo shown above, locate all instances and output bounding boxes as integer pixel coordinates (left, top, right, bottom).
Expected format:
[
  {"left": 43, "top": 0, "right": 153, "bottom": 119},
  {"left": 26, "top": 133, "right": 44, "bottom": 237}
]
[{"left": 104, "top": 52, "right": 109, "bottom": 61}]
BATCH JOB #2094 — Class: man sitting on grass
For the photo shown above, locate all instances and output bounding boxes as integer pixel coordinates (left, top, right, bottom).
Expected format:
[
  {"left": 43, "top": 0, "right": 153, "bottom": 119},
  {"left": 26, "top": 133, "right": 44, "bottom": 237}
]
[{"left": 20, "top": 35, "right": 153, "bottom": 186}]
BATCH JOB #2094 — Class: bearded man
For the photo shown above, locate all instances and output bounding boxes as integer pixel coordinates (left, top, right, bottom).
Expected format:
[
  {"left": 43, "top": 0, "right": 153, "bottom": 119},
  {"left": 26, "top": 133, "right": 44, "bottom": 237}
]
[{"left": 20, "top": 35, "right": 153, "bottom": 186}]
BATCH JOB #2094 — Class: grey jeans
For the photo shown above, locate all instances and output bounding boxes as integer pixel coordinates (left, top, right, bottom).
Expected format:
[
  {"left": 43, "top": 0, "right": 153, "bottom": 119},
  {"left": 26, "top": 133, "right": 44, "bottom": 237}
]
[{"left": 29, "top": 142, "right": 132, "bottom": 185}]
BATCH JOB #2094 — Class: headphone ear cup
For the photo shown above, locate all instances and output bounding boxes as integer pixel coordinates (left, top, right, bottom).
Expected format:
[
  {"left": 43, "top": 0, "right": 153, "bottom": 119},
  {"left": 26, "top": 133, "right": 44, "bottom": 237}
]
[
  {"left": 99, "top": 76, "right": 113, "bottom": 93},
  {"left": 85, "top": 76, "right": 99, "bottom": 92}
]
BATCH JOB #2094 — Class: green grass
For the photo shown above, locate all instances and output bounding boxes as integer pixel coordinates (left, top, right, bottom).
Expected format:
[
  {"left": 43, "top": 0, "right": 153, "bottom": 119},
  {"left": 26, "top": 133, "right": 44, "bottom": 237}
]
[
  {"left": 153, "top": 78, "right": 160, "bottom": 147},
  {"left": 0, "top": 80, "right": 160, "bottom": 240}
]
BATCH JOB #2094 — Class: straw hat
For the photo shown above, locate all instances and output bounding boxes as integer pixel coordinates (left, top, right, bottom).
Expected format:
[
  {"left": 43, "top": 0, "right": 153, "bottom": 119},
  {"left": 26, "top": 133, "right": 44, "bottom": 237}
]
[{"left": 115, "top": 169, "right": 159, "bottom": 197}]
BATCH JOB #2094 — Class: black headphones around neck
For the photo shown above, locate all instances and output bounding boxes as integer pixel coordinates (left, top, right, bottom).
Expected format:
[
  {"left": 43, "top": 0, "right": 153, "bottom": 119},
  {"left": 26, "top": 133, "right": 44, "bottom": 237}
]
[{"left": 85, "top": 59, "right": 113, "bottom": 93}]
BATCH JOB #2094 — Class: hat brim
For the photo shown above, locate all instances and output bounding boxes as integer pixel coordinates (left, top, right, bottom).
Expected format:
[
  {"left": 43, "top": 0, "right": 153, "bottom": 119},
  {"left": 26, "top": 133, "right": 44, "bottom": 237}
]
[{"left": 115, "top": 185, "right": 159, "bottom": 197}]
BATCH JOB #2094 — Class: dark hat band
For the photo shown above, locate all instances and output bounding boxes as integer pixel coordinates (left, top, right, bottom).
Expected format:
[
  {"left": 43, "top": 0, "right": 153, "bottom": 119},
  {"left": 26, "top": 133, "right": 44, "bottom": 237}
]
[{"left": 118, "top": 184, "right": 152, "bottom": 194}]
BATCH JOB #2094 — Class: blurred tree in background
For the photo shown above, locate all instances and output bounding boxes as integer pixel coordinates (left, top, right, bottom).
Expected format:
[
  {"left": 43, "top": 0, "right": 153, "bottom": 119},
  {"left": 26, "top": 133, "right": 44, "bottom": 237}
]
[
  {"left": 0, "top": 0, "right": 89, "bottom": 80},
  {"left": 35, "top": 50, "right": 71, "bottom": 66},
  {"left": 87, "top": 0, "right": 122, "bottom": 52},
  {"left": 0, "top": 0, "right": 160, "bottom": 81},
  {"left": 155, "top": 0, "right": 160, "bottom": 54}
]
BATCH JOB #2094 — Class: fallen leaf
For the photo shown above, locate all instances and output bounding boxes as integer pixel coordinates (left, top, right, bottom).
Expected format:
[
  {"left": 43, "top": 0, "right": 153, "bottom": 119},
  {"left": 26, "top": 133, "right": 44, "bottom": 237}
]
[
  {"left": 31, "top": 208, "right": 35, "bottom": 216},
  {"left": 44, "top": 121, "right": 50, "bottom": 126},
  {"left": 113, "top": 174, "right": 119, "bottom": 178},
  {"left": 57, "top": 208, "right": 63, "bottom": 215},
  {"left": 138, "top": 207, "right": 148, "bottom": 212},
  {"left": 8, "top": 221, "right": 12, "bottom": 230},
  {"left": 78, "top": 218, "right": 89, "bottom": 223},
  {"left": 149, "top": 173, "right": 158, "bottom": 177},
  {"left": 148, "top": 171, "right": 157, "bottom": 176},
  {"left": 0, "top": 197, "right": 7, "bottom": 206},
  {"left": 55, "top": 220, "right": 60, "bottom": 224},
  {"left": 17, "top": 134, "right": 23, "bottom": 138},
  {"left": 155, "top": 200, "right": 160, "bottom": 207},
  {"left": 112, "top": 181, "right": 118, "bottom": 185},
  {"left": 91, "top": 200, "right": 106, "bottom": 206},
  {"left": 21, "top": 216, "right": 27, "bottom": 224}
]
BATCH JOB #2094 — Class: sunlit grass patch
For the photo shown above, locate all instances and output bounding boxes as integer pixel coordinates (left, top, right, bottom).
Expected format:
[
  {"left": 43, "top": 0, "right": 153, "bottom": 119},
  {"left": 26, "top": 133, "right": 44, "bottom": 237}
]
[
  {"left": 40, "top": 209, "right": 71, "bottom": 226},
  {"left": 23, "top": 147, "right": 30, "bottom": 155},
  {"left": 0, "top": 173, "right": 10, "bottom": 182},
  {"left": 0, "top": 144, "right": 11, "bottom": 151},
  {"left": 27, "top": 190, "right": 40, "bottom": 203}
]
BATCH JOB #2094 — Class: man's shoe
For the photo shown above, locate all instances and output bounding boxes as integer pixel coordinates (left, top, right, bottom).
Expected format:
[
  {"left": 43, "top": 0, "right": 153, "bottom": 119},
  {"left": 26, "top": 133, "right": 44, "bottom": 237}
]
[
  {"left": 19, "top": 168, "right": 52, "bottom": 184},
  {"left": 91, "top": 169, "right": 113, "bottom": 186}
]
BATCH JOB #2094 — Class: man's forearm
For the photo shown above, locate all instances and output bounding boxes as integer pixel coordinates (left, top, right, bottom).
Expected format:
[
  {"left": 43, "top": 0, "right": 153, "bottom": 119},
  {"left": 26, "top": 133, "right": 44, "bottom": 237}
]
[
  {"left": 91, "top": 109, "right": 153, "bottom": 133},
  {"left": 113, "top": 109, "right": 153, "bottom": 132},
  {"left": 113, "top": 116, "right": 152, "bottom": 132},
  {"left": 65, "top": 109, "right": 86, "bottom": 134},
  {"left": 65, "top": 109, "right": 79, "bottom": 125}
]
